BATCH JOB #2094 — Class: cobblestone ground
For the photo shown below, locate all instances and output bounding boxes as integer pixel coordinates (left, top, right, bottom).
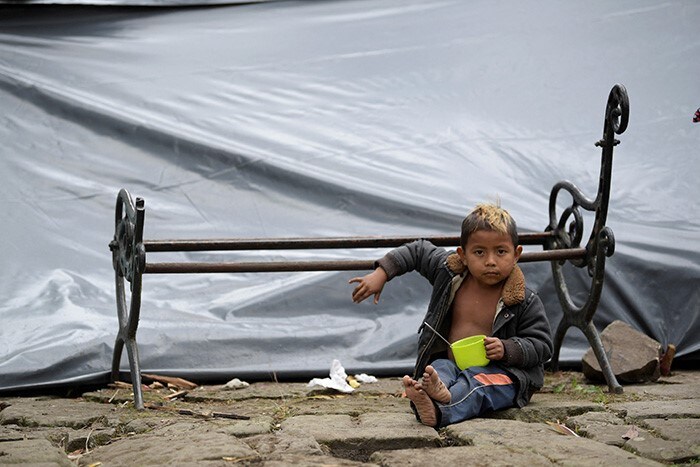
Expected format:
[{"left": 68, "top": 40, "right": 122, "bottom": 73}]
[{"left": 1, "top": 370, "right": 698, "bottom": 466}]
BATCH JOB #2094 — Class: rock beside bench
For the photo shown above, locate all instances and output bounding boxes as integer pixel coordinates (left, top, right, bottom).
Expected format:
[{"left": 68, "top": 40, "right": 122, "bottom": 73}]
[{"left": 582, "top": 320, "right": 662, "bottom": 384}]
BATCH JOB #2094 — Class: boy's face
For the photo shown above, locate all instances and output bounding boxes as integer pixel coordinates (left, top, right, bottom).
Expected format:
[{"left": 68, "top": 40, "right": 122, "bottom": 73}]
[{"left": 457, "top": 229, "right": 522, "bottom": 287}]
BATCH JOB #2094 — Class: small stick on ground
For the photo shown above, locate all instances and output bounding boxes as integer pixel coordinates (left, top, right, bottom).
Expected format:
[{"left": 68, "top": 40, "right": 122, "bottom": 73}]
[
  {"left": 163, "top": 390, "right": 188, "bottom": 400},
  {"left": 144, "top": 403, "right": 250, "bottom": 420},
  {"left": 108, "top": 389, "right": 120, "bottom": 403},
  {"left": 142, "top": 373, "right": 198, "bottom": 390}
]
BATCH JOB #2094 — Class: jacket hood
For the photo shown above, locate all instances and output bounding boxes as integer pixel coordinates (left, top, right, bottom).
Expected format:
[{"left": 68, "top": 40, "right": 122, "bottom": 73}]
[{"left": 445, "top": 253, "right": 525, "bottom": 306}]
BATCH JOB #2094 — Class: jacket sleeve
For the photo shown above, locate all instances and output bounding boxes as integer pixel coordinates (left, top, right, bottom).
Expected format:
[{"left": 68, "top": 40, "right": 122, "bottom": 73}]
[
  {"left": 501, "top": 292, "right": 553, "bottom": 369},
  {"left": 375, "top": 239, "right": 448, "bottom": 286}
]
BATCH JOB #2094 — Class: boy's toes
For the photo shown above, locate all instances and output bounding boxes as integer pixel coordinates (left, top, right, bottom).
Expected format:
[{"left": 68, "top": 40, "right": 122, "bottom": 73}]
[{"left": 421, "top": 365, "right": 450, "bottom": 404}]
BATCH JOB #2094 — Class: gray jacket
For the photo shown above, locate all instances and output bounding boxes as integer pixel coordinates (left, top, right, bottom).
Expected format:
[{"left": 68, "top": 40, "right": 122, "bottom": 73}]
[{"left": 376, "top": 240, "right": 553, "bottom": 407}]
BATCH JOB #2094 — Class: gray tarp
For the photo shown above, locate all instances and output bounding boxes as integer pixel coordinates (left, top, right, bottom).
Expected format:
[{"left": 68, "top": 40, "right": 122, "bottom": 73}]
[{"left": 1, "top": 0, "right": 699, "bottom": 392}]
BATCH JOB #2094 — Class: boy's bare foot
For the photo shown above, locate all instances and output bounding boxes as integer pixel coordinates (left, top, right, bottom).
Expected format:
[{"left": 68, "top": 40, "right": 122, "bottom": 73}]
[
  {"left": 403, "top": 375, "right": 438, "bottom": 427},
  {"left": 418, "top": 365, "right": 450, "bottom": 404}
]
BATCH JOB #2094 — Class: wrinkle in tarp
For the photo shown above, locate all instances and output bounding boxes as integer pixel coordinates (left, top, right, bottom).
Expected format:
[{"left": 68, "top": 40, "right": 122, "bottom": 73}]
[{"left": 1, "top": 0, "right": 699, "bottom": 391}]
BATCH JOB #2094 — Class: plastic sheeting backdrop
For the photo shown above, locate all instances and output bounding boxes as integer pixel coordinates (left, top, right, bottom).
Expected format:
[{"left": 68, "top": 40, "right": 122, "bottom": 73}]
[{"left": 1, "top": 0, "right": 699, "bottom": 392}]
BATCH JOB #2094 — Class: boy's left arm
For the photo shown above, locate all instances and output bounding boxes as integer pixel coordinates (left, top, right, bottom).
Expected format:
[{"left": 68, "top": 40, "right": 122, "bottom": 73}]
[{"left": 498, "top": 293, "right": 553, "bottom": 368}]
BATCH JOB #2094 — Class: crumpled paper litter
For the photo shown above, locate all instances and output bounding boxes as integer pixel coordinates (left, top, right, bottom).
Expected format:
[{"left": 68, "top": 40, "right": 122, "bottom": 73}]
[{"left": 307, "top": 359, "right": 377, "bottom": 393}]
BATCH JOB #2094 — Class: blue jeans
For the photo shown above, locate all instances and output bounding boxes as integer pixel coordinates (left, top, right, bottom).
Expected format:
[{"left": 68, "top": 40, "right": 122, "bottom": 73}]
[{"left": 431, "top": 358, "right": 518, "bottom": 427}]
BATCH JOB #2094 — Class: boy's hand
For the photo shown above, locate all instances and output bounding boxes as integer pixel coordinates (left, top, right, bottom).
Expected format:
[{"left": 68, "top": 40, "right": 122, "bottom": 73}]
[
  {"left": 349, "top": 267, "right": 387, "bottom": 304},
  {"left": 484, "top": 337, "right": 505, "bottom": 361}
]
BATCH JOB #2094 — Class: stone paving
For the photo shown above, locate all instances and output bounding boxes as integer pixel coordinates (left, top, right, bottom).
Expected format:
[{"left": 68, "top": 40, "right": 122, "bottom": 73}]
[{"left": 0, "top": 370, "right": 698, "bottom": 466}]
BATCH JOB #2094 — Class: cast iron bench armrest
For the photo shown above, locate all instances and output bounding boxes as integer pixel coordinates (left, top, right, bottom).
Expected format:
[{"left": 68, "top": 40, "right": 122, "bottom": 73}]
[{"left": 110, "top": 84, "right": 629, "bottom": 410}]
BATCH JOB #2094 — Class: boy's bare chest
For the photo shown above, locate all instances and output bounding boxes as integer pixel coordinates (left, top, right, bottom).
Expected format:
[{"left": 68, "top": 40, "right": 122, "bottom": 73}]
[{"left": 448, "top": 281, "right": 502, "bottom": 341}]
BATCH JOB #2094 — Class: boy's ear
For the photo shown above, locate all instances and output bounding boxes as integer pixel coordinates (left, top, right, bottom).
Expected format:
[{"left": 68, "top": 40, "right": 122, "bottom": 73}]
[
  {"left": 456, "top": 246, "right": 468, "bottom": 265},
  {"left": 514, "top": 245, "right": 523, "bottom": 262}
]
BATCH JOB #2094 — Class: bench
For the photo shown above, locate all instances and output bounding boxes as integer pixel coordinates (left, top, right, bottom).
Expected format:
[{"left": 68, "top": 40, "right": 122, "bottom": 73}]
[{"left": 110, "top": 84, "right": 629, "bottom": 410}]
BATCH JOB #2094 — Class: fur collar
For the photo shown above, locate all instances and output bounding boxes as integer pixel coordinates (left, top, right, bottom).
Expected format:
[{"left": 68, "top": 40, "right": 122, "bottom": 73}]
[{"left": 445, "top": 253, "right": 525, "bottom": 306}]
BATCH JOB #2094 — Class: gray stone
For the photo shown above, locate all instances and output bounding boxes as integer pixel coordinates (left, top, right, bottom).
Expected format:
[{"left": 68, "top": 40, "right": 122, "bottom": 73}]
[
  {"left": 609, "top": 399, "right": 700, "bottom": 420},
  {"left": 643, "top": 417, "right": 700, "bottom": 441},
  {"left": 119, "top": 417, "right": 168, "bottom": 435},
  {"left": 280, "top": 413, "right": 440, "bottom": 461},
  {"left": 553, "top": 411, "right": 698, "bottom": 463},
  {"left": 622, "top": 435, "right": 699, "bottom": 463},
  {"left": 288, "top": 392, "right": 409, "bottom": 417},
  {"left": 631, "top": 418, "right": 700, "bottom": 463},
  {"left": 568, "top": 411, "right": 655, "bottom": 447},
  {"left": 39, "top": 426, "right": 115, "bottom": 452},
  {"left": 445, "top": 418, "right": 662, "bottom": 466},
  {"left": 582, "top": 320, "right": 661, "bottom": 384},
  {"left": 80, "top": 421, "right": 258, "bottom": 466},
  {"left": 264, "top": 454, "right": 375, "bottom": 466},
  {"left": 569, "top": 406, "right": 700, "bottom": 462},
  {"left": 568, "top": 410, "right": 625, "bottom": 428},
  {"left": 491, "top": 395, "right": 604, "bottom": 422},
  {"left": 0, "top": 398, "right": 115, "bottom": 429},
  {"left": 213, "top": 416, "right": 273, "bottom": 436},
  {"left": 624, "top": 370, "right": 700, "bottom": 400},
  {"left": 0, "top": 438, "right": 73, "bottom": 466},
  {"left": 352, "top": 378, "right": 404, "bottom": 396},
  {"left": 178, "top": 378, "right": 400, "bottom": 404},
  {"left": 244, "top": 433, "right": 326, "bottom": 457},
  {"left": 0, "top": 424, "right": 26, "bottom": 441},
  {"left": 183, "top": 382, "right": 313, "bottom": 402},
  {"left": 371, "top": 445, "right": 554, "bottom": 466}
]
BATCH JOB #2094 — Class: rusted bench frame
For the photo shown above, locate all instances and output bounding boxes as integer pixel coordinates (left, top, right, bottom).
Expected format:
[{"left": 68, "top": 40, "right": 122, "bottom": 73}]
[{"left": 110, "top": 84, "right": 629, "bottom": 410}]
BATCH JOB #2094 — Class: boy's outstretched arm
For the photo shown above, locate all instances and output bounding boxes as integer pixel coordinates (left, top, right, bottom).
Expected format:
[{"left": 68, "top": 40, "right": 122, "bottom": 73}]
[{"left": 349, "top": 267, "right": 388, "bottom": 304}]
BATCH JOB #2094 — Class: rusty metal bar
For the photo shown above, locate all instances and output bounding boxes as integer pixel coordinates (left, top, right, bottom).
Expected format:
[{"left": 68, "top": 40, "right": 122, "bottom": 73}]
[
  {"left": 145, "top": 260, "right": 376, "bottom": 274},
  {"left": 143, "top": 248, "right": 586, "bottom": 274},
  {"left": 519, "top": 248, "right": 587, "bottom": 263},
  {"left": 143, "top": 232, "right": 554, "bottom": 252}
]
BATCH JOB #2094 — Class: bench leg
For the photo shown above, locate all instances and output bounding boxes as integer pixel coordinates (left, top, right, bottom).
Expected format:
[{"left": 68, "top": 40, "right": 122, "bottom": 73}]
[
  {"left": 111, "top": 265, "right": 146, "bottom": 410},
  {"left": 111, "top": 190, "right": 147, "bottom": 410},
  {"left": 110, "top": 335, "right": 123, "bottom": 384},
  {"left": 583, "top": 321, "right": 623, "bottom": 394},
  {"left": 124, "top": 336, "right": 145, "bottom": 409},
  {"left": 548, "top": 260, "right": 623, "bottom": 393},
  {"left": 111, "top": 334, "right": 145, "bottom": 409},
  {"left": 550, "top": 318, "right": 623, "bottom": 394}
]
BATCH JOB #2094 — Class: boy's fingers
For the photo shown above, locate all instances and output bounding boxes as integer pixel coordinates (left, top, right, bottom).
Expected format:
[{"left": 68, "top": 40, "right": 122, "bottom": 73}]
[
  {"left": 484, "top": 338, "right": 498, "bottom": 347},
  {"left": 348, "top": 277, "right": 361, "bottom": 284},
  {"left": 373, "top": 290, "right": 382, "bottom": 304},
  {"left": 354, "top": 286, "right": 373, "bottom": 303},
  {"left": 352, "top": 289, "right": 365, "bottom": 302}
]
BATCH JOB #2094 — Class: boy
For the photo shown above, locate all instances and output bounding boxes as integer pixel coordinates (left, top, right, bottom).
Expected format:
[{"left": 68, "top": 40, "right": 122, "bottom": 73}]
[{"left": 349, "top": 204, "right": 552, "bottom": 427}]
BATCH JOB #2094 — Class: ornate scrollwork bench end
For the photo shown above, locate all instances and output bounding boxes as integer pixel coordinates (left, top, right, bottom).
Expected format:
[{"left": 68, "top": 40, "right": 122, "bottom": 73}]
[
  {"left": 109, "top": 188, "right": 147, "bottom": 409},
  {"left": 546, "top": 84, "right": 629, "bottom": 394}
]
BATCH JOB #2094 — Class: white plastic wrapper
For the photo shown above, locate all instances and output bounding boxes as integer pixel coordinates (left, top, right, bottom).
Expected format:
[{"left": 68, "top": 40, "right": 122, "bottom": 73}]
[
  {"left": 307, "top": 359, "right": 356, "bottom": 393},
  {"left": 354, "top": 374, "right": 378, "bottom": 384}
]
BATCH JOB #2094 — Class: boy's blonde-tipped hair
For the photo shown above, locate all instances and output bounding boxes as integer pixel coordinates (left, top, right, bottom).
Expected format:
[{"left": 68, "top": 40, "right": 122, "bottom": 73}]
[{"left": 460, "top": 203, "right": 518, "bottom": 247}]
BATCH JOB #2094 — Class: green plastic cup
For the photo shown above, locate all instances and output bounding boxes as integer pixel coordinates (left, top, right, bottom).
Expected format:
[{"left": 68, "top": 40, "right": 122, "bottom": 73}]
[{"left": 451, "top": 335, "right": 489, "bottom": 370}]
